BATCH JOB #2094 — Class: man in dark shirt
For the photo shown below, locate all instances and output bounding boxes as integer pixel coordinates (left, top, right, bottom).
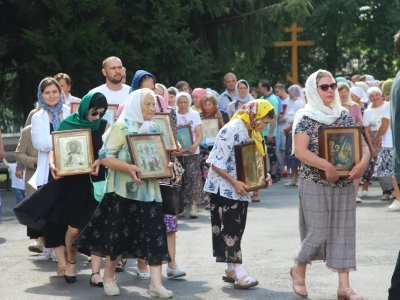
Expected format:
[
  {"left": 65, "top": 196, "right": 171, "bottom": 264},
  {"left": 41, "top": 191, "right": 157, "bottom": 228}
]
[{"left": 388, "top": 29, "right": 400, "bottom": 300}]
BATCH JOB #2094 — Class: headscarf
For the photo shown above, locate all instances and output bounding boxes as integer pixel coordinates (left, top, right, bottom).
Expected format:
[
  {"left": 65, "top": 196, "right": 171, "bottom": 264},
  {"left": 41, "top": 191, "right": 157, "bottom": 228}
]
[
  {"left": 366, "top": 80, "right": 379, "bottom": 87},
  {"left": 37, "top": 79, "right": 63, "bottom": 130},
  {"left": 382, "top": 79, "right": 394, "bottom": 95},
  {"left": 365, "top": 74, "right": 375, "bottom": 81},
  {"left": 205, "top": 88, "right": 220, "bottom": 98},
  {"left": 288, "top": 84, "right": 304, "bottom": 100},
  {"left": 58, "top": 92, "right": 107, "bottom": 131},
  {"left": 335, "top": 77, "right": 347, "bottom": 83},
  {"left": 154, "top": 83, "right": 169, "bottom": 112},
  {"left": 201, "top": 94, "right": 219, "bottom": 117},
  {"left": 192, "top": 88, "right": 208, "bottom": 98},
  {"left": 356, "top": 81, "right": 370, "bottom": 93},
  {"left": 337, "top": 82, "right": 355, "bottom": 106},
  {"left": 235, "top": 79, "right": 253, "bottom": 103},
  {"left": 292, "top": 69, "right": 346, "bottom": 154},
  {"left": 129, "top": 70, "right": 154, "bottom": 93},
  {"left": 350, "top": 87, "right": 369, "bottom": 103},
  {"left": 176, "top": 92, "right": 193, "bottom": 108},
  {"left": 155, "top": 95, "right": 167, "bottom": 112},
  {"left": 231, "top": 99, "right": 274, "bottom": 156},
  {"left": 118, "top": 88, "right": 156, "bottom": 134}
]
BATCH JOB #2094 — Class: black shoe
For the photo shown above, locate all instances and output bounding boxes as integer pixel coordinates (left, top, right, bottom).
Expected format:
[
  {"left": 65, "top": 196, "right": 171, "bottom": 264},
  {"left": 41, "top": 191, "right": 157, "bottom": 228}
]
[
  {"left": 90, "top": 272, "right": 104, "bottom": 287},
  {"left": 271, "top": 175, "right": 278, "bottom": 183},
  {"left": 64, "top": 261, "right": 77, "bottom": 284}
]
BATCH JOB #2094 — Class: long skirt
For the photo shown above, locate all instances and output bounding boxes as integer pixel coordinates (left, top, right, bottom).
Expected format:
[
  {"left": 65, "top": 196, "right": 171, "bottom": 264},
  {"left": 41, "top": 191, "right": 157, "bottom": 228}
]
[
  {"left": 180, "top": 155, "right": 203, "bottom": 205},
  {"left": 285, "top": 131, "right": 301, "bottom": 168},
  {"left": 371, "top": 131, "right": 393, "bottom": 193},
  {"left": 295, "top": 179, "right": 356, "bottom": 272},
  {"left": 374, "top": 147, "right": 394, "bottom": 177},
  {"left": 73, "top": 192, "right": 170, "bottom": 264},
  {"left": 210, "top": 192, "right": 248, "bottom": 264}
]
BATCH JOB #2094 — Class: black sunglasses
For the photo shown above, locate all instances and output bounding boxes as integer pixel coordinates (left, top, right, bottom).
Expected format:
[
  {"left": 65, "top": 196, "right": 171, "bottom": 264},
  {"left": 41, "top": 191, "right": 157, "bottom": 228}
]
[
  {"left": 317, "top": 83, "right": 337, "bottom": 92},
  {"left": 91, "top": 111, "right": 106, "bottom": 117}
]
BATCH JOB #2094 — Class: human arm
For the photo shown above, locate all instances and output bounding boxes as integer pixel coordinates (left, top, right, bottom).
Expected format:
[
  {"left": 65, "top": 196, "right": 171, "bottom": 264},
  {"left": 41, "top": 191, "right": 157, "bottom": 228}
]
[
  {"left": 363, "top": 125, "right": 376, "bottom": 157},
  {"left": 294, "top": 132, "right": 339, "bottom": 182},
  {"left": 100, "top": 157, "right": 142, "bottom": 183},
  {"left": 186, "top": 124, "right": 203, "bottom": 154},
  {"left": 2, "top": 157, "right": 9, "bottom": 168},
  {"left": 267, "top": 115, "right": 277, "bottom": 141},
  {"left": 15, "top": 128, "right": 37, "bottom": 170},
  {"left": 211, "top": 164, "right": 248, "bottom": 196},
  {"left": 31, "top": 112, "right": 53, "bottom": 152},
  {"left": 348, "top": 137, "right": 371, "bottom": 180},
  {"left": 375, "top": 118, "right": 389, "bottom": 147}
]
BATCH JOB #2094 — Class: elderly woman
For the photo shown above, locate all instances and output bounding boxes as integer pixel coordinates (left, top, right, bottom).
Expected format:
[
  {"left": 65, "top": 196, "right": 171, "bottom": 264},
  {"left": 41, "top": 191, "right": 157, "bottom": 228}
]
[
  {"left": 204, "top": 100, "right": 273, "bottom": 290},
  {"left": 73, "top": 89, "right": 173, "bottom": 298},
  {"left": 290, "top": 70, "right": 370, "bottom": 299},
  {"left": 283, "top": 85, "right": 306, "bottom": 186},
  {"left": 30, "top": 77, "right": 70, "bottom": 274},
  {"left": 226, "top": 80, "right": 254, "bottom": 118},
  {"left": 176, "top": 92, "right": 203, "bottom": 218},
  {"left": 363, "top": 87, "right": 393, "bottom": 200},
  {"left": 338, "top": 82, "right": 363, "bottom": 125},
  {"left": 191, "top": 88, "right": 208, "bottom": 112}
]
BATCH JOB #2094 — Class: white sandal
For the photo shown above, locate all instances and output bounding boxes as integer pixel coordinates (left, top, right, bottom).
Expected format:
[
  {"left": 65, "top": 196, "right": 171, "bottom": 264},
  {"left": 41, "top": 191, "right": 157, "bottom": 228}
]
[
  {"left": 104, "top": 281, "right": 120, "bottom": 296},
  {"left": 148, "top": 285, "right": 173, "bottom": 298},
  {"left": 234, "top": 275, "right": 259, "bottom": 289}
]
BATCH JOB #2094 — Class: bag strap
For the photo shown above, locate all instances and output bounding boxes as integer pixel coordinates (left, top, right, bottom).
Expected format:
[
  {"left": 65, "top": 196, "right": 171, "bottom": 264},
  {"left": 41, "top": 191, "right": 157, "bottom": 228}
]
[
  {"left": 156, "top": 96, "right": 164, "bottom": 112},
  {"left": 226, "top": 94, "right": 233, "bottom": 102}
]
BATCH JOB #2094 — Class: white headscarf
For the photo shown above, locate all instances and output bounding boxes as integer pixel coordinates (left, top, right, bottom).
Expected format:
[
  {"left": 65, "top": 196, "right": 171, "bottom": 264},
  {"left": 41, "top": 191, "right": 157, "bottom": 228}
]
[
  {"left": 118, "top": 88, "right": 156, "bottom": 134},
  {"left": 355, "top": 82, "right": 369, "bottom": 93},
  {"left": 292, "top": 69, "right": 346, "bottom": 154},
  {"left": 176, "top": 92, "right": 193, "bottom": 107},
  {"left": 350, "top": 86, "right": 369, "bottom": 103},
  {"left": 367, "top": 86, "right": 383, "bottom": 97},
  {"left": 235, "top": 79, "right": 254, "bottom": 103}
]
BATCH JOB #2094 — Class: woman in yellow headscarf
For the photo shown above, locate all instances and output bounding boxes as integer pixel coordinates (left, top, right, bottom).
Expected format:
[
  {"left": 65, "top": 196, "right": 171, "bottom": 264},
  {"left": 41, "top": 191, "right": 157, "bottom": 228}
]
[{"left": 204, "top": 99, "right": 274, "bottom": 290}]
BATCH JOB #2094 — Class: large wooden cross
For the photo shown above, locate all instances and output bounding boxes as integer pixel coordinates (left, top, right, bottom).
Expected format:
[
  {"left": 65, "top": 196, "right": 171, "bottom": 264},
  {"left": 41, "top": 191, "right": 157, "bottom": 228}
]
[{"left": 274, "top": 23, "right": 314, "bottom": 85}]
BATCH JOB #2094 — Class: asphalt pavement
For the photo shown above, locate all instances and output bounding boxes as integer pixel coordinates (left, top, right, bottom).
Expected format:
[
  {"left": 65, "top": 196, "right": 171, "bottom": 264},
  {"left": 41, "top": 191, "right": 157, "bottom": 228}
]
[{"left": 0, "top": 178, "right": 398, "bottom": 300}]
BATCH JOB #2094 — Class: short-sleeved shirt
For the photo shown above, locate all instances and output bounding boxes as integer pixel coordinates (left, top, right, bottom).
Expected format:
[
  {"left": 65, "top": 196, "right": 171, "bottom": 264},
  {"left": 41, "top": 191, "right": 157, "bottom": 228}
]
[
  {"left": 8, "top": 163, "right": 25, "bottom": 190},
  {"left": 362, "top": 101, "right": 388, "bottom": 131},
  {"left": 176, "top": 109, "right": 202, "bottom": 155},
  {"left": 90, "top": 84, "right": 130, "bottom": 105},
  {"left": 99, "top": 119, "right": 162, "bottom": 202},
  {"left": 294, "top": 110, "right": 355, "bottom": 188},
  {"left": 260, "top": 93, "right": 280, "bottom": 137},
  {"left": 204, "top": 118, "right": 252, "bottom": 201},
  {"left": 381, "top": 103, "right": 393, "bottom": 148}
]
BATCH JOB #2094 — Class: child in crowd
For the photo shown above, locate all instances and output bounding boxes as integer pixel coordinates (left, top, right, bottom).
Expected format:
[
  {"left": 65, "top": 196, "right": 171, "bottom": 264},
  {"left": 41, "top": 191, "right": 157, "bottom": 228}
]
[{"left": 2, "top": 158, "right": 25, "bottom": 204}]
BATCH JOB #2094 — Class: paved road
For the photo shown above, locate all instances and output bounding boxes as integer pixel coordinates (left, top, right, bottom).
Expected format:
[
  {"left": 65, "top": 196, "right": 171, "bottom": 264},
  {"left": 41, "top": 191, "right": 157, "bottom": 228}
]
[{"left": 0, "top": 179, "right": 398, "bottom": 300}]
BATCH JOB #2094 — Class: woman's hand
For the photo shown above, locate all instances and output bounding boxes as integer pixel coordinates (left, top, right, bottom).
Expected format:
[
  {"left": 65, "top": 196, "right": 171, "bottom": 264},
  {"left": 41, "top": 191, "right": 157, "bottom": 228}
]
[
  {"left": 323, "top": 163, "right": 339, "bottom": 182},
  {"left": 371, "top": 148, "right": 377, "bottom": 157},
  {"left": 375, "top": 136, "right": 382, "bottom": 148},
  {"left": 171, "top": 144, "right": 183, "bottom": 157},
  {"left": 265, "top": 173, "right": 272, "bottom": 189},
  {"left": 91, "top": 159, "right": 100, "bottom": 176},
  {"left": 127, "top": 164, "right": 143, "bottom": 183},
  {"left": 348, "top": 161, "right": 369, "bottom": 180},
  {"left": 49, "top": 162, "right": 63, "bottom": 180},
  {"left": 232, "top": 180, "right": 248, "bottom": 196},
  {"left": 185, "top": 145, "right": 197, "bottom": 155}
]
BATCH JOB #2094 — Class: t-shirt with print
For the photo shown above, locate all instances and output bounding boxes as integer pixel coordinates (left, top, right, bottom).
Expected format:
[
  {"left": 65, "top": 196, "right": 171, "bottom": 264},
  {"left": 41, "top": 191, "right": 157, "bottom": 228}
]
[
  {"left": 176, "top": 109, "right": 202, "bottom": 155},
  {"left": 294, "top": 110, "right": 355, "bottom": 188},
  {"left": 362, "top": 101, "right": 388, "bottom": 132},
  {"left": 90, "top": 84, "right": 130, "bottom": 105},
  {"left": 381, "top": 103, "right": 393, "bottom": 148},
  {"left": 260, "top": 93, "right": 280, "bottom": 137}
]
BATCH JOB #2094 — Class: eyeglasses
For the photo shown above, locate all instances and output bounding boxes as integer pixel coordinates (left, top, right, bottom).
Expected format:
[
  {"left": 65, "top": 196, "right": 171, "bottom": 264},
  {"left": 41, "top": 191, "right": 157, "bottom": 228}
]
[
  {"left": 317, "top": 83, "right": 337, "bottom": 92},
  {"left": 91, "top": 111, "right": 106, "bottom": 117}
]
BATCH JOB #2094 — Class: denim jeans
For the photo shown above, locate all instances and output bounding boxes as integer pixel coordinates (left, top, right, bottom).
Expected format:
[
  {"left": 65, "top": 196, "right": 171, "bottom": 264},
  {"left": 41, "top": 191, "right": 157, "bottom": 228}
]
[{"left": 15, "top": 188, "right": 25, "bottom": 204}]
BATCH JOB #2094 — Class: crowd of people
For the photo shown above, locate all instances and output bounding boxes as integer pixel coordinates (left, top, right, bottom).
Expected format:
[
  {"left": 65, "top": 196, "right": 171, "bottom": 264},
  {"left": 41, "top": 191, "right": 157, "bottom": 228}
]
[{"left": 1, "top": 29, "right": 400, "bottom": 299}]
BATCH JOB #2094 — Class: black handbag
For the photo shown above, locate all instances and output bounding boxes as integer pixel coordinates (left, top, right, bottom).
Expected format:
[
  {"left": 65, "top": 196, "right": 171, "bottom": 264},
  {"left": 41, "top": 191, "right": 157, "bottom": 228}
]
[{"left": 160, "top": 182, "right": 184, "bottom": 215}]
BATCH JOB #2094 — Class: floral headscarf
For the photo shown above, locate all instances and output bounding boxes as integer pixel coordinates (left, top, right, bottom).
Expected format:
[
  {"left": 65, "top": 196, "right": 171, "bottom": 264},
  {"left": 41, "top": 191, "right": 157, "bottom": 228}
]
[{"left": 231, "top": 100, "right": 274, "bottom": 156}]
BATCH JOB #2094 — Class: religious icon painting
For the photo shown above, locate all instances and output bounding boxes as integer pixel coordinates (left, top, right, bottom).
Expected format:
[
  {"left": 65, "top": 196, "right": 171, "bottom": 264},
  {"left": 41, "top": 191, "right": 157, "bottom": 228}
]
[
  {"left": 152, "top": 113, "right": 179, "bottom": 151},
  {"left": 102, "top": 104, "right": 119, "bottom": 126},
  {"left": 176, "top": 125, "right": 194, "bottom": 152},
  {"left": 234, "top": 142, "right": 268, "bottom": 192},
  {"left": 126, "top": 133, "right": 173, "bottom": 180},
  {"left": 52, "top": 129, "right": 94, "bottom": 176},
  {"left": 70, "top": 102, "right": 80, "bottom": 114},
  {"left": 318, "top": 126, "right": 362, "bottom": 178},
  {"left": 201, "top": 117, "right": 220, "bottom": 140}
]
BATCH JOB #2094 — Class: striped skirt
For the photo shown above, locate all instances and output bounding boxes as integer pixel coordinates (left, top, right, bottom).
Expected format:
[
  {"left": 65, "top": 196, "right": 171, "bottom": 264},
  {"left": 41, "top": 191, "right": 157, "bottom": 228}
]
[{"left": 295, "top": 179, "right": 356, "bottom": 272}]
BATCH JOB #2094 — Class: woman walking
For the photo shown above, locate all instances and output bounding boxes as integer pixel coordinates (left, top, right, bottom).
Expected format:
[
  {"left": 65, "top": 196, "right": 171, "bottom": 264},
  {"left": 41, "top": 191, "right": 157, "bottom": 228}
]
[{"left": 290, "top": 70, "right": 370, "bottom": 299}]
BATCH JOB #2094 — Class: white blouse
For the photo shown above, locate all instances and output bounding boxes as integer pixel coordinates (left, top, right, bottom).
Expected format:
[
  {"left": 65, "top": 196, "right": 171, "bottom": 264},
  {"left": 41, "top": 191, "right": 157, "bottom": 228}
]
[{"left": 204, "top": 118, "right": 252, "bottom": 201}]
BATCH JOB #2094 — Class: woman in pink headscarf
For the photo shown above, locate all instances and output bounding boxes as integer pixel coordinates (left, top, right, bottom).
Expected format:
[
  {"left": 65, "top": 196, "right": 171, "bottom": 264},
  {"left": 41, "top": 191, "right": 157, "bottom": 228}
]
[{"left": 191, "top": 88, "right": 208, "bottom": 112}]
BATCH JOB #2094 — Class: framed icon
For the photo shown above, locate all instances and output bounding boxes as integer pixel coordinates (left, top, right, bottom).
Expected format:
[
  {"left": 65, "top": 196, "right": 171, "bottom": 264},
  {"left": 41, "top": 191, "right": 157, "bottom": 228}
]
[
  {"left": 52, "top": 129, "right": 94, "bottom": 176},
  {"left": 70, "top": 102, "right": 80, "bottom": 114},
  {"left": 152, "top": 113, "right": 179, "bottom": 151},
  {"left": 201, "top": 117, "right": 220, "bottom": 139},
  {"left": 318, "top": 126, "right": 362, "bottom": 178},
  {"left": 102, "top": 104, "right": 119, "bottom": 126},
  {"left": 126, "top": 133, "right": 173, "bottom": 180},
  {"left": 176, "top": 125, "right": 194, "bottom": 152}
]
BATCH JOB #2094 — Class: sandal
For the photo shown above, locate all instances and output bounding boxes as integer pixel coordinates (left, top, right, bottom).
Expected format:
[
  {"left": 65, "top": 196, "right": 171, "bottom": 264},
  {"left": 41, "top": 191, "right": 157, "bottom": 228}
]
[
  {"left": 115, "top": 259, "right": 126, "bottom": 273},
  {"left": 290, "top": 266, "right": 308, "bottom": 298},
  {"left": 337, "top": 287, "right": 364, "bottom": 300},
  {"left": 56, "top": 266, "right": 66, "bottom": 277},
  {"left": 233, "top": 275, "right": 259, "bottom": 289},
  {"left": 90, "top": 272, "right": 104, "bottom": 287},
  {"left": 222, "top": 269, "right": 236, "bottom": 283},
  {"left": 252, "top": 191, "right": 260, "bottom": 202}
]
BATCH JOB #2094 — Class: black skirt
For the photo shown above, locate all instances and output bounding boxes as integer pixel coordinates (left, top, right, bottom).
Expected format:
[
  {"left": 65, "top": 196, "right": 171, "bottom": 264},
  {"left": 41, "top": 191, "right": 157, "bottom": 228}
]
[{"left": 73, "top": 193, "right": 171, "bottom": 264}]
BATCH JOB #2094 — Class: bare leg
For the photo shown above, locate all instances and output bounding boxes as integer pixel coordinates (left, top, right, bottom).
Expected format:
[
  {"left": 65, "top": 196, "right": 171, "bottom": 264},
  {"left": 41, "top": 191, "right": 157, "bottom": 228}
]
[
  {"left": 354, "top": 179, "right": 360, "bottom": 197},
  {"left": 290, "top": 263, "right": 308, "bottom": 297},
  {"left": 362, "top": 181, "right": 369, "bottom": 192},
  {"left": 280, "top": 150, "right": 286, "bottom": 174},
  {"left": 138, "top": 258, "right": 149, "bottom": 273},
  {"left": 53, "top": 245, "right": 67, "bottom": 268},
  {"left": 65, "top": 225, "right": 79, "bottom": 276},
  {"left": 149, "top": 265, "right": 163, "bottom": 287},
  {"left": 167, "top": 232, "right": 177, "bottom": 269},
  {"left": 91, "top": 255, "right": 103, "bottom": 284},
  {"left": 291, "top": 167, "right": 298, "bottom": 183},
  {"left": 104, "top": 255, "right": 120, "bottom": 283},
  {"left": 337, "top": 272, "right": 361, "bottom": 298},
  {"left": 338, "top": 271, "right": 350, "bottom": 289},
  {"left": 392, "top": 177, "right": 400, "bottom": 202}
]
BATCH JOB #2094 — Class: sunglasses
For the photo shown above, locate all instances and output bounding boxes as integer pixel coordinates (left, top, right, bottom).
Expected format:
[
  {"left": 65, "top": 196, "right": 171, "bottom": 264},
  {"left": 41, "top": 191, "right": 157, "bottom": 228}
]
[
  {"left": 91, "top": 111, "right": 106, "bottom": 117},
  {"left": 318, "top": 83, "right": 337, "bottom": 92}
]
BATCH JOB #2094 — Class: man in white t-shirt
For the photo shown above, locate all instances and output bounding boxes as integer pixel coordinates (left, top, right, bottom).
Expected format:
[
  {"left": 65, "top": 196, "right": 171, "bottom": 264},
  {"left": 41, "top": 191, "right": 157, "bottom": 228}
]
[
  {"left": 90, "top": 56, "right": 130, "bottom": 105},
  {"left": 274, "top": 83, "right": 293, "bottom": 177}
]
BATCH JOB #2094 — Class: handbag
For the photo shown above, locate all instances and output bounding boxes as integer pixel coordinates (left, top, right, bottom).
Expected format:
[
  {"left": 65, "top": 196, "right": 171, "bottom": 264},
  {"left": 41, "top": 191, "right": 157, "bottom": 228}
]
[
  {"left": 160, "top": 181, "right": 184, "bottom": 215},
  {"left": 90, "top": 176, "right": 105, "bottom": 202}
]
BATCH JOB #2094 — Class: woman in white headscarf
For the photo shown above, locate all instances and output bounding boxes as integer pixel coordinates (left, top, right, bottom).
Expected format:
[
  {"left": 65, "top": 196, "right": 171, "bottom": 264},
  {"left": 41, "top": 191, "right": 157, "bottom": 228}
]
[
  {"left": 73, "top": 89, "right": 174, "bottom": 298},
  {"left": 290, "top": 70, "right": 370, "bottom": 299},
  {"left": 226, "top": 80, "right": 254, "bottom": 118}
]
